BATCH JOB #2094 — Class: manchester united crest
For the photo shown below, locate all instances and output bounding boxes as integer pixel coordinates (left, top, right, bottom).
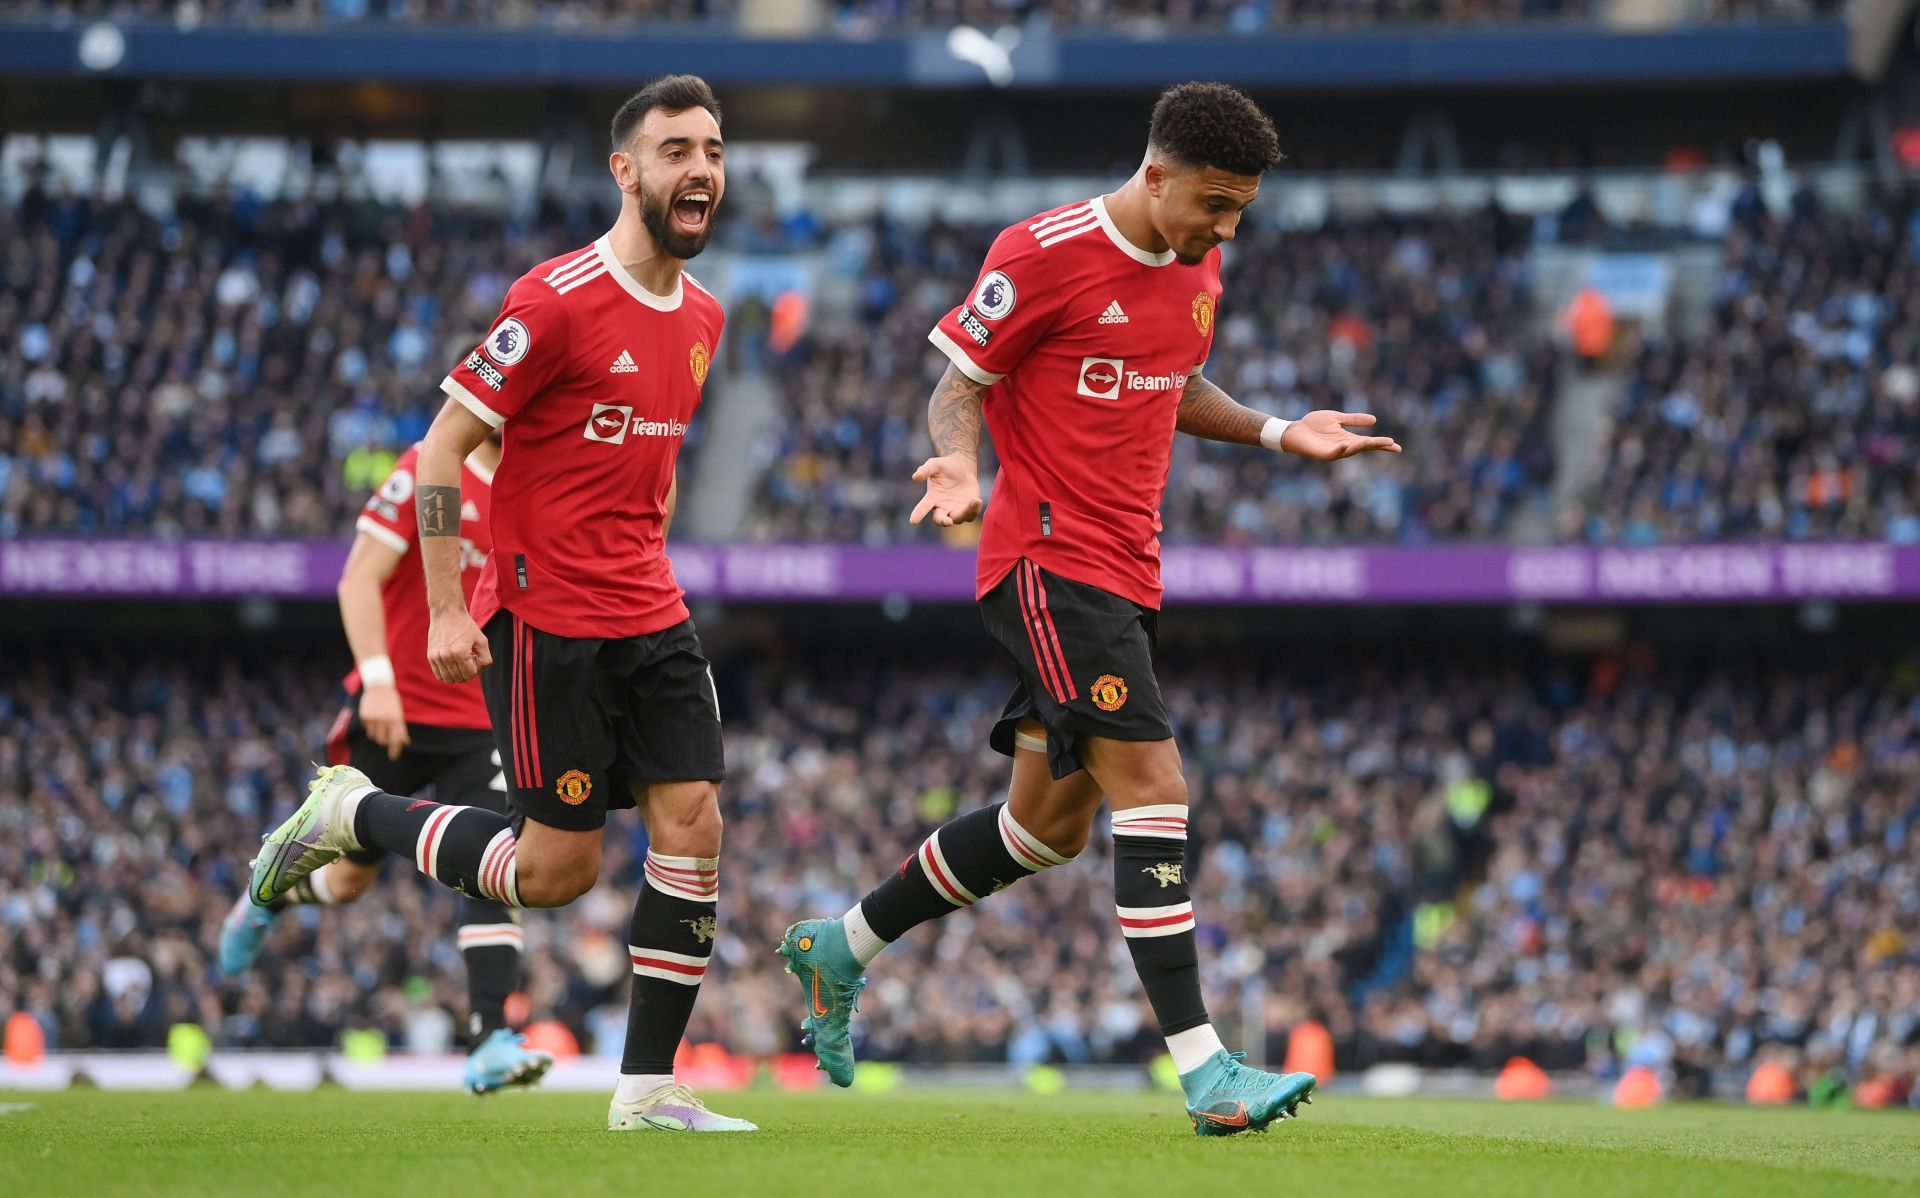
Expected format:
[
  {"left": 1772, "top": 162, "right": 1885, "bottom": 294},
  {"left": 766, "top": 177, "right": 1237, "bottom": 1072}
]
[
  {"left": 1191, "top": 292, "right": 1216, "bottom": 337},
  {"left": 555, "top": 769, "right": 593, "bottom": 805},
  {"left": 689, "top": 340, "right": 710, "bottom": 386},
  {"left": 1091, "top": 673, "right": 1130, "bottom": 712}
]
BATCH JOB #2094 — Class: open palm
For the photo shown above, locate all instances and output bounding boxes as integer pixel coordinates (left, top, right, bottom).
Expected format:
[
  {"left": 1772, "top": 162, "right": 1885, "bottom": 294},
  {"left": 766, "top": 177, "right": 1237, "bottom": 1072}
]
[
  {"left": 1281, "top": 411, "right": 1402, "bottom": 461},
  {"left": 909, "top": 454, "right": 984, "bottom": 527}
]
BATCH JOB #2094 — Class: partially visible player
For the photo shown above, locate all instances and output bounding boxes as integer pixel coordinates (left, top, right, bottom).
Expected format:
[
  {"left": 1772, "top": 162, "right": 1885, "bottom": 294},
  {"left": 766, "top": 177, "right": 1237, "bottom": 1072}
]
[
  {"left": 218, "top": 432, "right": 550, "bottom": 1096},
  {"left": 778, "top": 82, "right": 1401, "bottom": 1135},
  {"left": 248, "top": 75, "right": 750, "bottom": 1133}
]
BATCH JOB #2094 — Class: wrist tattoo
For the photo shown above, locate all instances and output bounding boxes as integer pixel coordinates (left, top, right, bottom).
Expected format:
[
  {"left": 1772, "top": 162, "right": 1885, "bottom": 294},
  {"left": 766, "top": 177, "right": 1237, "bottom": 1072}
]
[{"left": 418, "top": 485, "right": 461, "bottom": 537}]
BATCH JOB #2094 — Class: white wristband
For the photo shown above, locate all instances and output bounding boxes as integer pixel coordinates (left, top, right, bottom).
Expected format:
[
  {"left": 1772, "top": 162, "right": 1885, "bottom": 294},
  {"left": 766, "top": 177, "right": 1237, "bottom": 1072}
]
[
  {"left": 1260, "top": 416, "right": 1293, "bottom": 452},
  {"left": 358, "top": 655, "right": 396, "bottom": 688}
]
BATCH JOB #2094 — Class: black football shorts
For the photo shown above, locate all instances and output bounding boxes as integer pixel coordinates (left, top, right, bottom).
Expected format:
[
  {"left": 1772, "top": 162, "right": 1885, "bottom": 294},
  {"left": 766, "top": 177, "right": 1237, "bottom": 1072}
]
[
  {"left": 324, "top": 695, "right": 501, "bottom": 865},
  {"left": 481, "top": 610, "right": 726, "bottom": 832},
  {"left": 977, "top": 558, "right": 1173, "bottom": 780}
]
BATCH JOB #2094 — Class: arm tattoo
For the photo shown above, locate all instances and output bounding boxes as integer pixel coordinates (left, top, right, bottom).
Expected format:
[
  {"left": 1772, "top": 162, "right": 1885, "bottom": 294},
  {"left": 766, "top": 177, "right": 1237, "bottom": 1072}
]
[
  {"left": 417, "top": 485, "right": 462, "bottom": 537},
  {"left": 928, "top": 364, "right": 988, "bottom": 459},
  {"left": 1175, "top": 372, "right": 1269, "bottom": 446}
]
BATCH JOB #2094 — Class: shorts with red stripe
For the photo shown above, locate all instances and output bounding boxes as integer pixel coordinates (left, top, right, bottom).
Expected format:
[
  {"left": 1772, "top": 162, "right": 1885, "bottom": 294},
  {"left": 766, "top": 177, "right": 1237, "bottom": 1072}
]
[
  {"left": 324, "top": 692, "right": 500, "bottom": 865},
  {"left": 480, "top": 610, "right": 726, "bottom": 833},
  {"left": 978, "top": 558, "right": 1172, "bottom": 780}
]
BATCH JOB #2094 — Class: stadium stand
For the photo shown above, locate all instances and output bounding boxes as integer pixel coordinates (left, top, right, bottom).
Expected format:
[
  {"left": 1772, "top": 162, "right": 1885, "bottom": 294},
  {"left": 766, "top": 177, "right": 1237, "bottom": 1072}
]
[
  {"left": 3, "top": 640, "right": 1914, "bottom": 1105},
  {"left": 1575, "top": 205, "right": 1920, "bottom": 544}
]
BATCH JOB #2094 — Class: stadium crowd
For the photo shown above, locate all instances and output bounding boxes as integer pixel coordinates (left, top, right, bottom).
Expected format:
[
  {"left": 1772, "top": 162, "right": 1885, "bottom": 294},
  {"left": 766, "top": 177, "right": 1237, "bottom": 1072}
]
[
  {"left": 1576, "top": 204, "right": 1920, "bottom": 545},
  {"left": 4, "top": 0, "right": 1841, "bottom": 30},
  {"left": 748, "top": 205, "right": 1556, "bottom": 544},
  {"left": 1, "top": 179, "right": 1553, "bottom": 545},
  {"left": 14, "top": 175, "right": 1920, "bottom": 549},
  {"left": 2, "top": 638, "right": 1915, "bottom": 1104}
]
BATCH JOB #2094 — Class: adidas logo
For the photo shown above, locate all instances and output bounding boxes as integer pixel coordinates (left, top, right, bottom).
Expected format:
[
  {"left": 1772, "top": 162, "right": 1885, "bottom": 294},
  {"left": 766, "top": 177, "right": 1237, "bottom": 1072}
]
[
  {"left": 609, "top": 349, "right": 638, "bottom": 374},
  {"left": 1098, "top": 301, "right": 1129, "bottom": 325}
]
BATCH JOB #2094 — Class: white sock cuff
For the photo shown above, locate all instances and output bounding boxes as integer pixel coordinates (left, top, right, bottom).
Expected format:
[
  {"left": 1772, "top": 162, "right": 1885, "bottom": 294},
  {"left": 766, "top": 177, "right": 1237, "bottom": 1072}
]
[
  {"left": 338, "top": 784, "right": 378, "bottom": 852},
  {"left": 614, "top": 1072, "right": 676, "bottom": 1103},
  {"left": 307, "top": 868, "right": 338, "bottom": 905},
  {"left": 456, "top": 923, "right": 525, "bottom": 951},
  {"left": 997, "top": 804, "right": 1073, "bottom": 870},
  {"left": 841, "top": 902, "right": 888, "bottom": 968},
  {"left": 1111, "top": 804, "right": 1190, "bottom": 841},
  {"left": 1166, "top": 1024, "right": 1226, "bottom": 1075},
  {"left": 645, "top": 851, "right": 719, "bottom": 902}
]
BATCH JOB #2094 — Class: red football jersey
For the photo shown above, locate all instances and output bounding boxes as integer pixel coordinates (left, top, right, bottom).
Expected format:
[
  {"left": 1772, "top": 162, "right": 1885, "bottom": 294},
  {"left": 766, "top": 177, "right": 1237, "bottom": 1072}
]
[
  {"left": 441, "top": 236, "right": 723, "bottom": 639},
  {"left": 931, "top": 196, "right": 1221, "bottom": 610},
  {"left": 346, "top": 444, "right": 494, "bottom": 730}
]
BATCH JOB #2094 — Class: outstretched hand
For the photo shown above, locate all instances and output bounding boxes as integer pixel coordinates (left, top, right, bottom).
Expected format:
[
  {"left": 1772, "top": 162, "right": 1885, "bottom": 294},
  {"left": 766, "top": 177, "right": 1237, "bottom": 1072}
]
[
  {"left": 1281, "top": 411, "right": 1403, "bottom": 461},
  {"left": 909, "top": 454, "right": 984, "bottom": 527}
]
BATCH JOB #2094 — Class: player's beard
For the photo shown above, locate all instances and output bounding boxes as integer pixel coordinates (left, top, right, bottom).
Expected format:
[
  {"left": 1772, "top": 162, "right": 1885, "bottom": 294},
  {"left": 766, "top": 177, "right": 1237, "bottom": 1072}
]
[{"left": 641, "top": 184, "right": 717, "bottom": 261}]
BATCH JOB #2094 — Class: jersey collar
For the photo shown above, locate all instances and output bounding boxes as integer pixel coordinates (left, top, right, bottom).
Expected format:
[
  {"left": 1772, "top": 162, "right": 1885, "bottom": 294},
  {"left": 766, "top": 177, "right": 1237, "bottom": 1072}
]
[
  {"left": 1092, "top": 195, "right": 1176, "bottom": 268},
  {"left": 594, "top": 234, "right": 685, "bottom": 311}
]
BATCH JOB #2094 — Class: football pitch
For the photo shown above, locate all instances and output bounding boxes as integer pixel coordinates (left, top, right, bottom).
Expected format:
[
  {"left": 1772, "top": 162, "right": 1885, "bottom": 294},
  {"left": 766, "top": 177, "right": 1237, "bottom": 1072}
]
[{"left": 1, "top": 1088, "right": 1914, "bottom": 1198}]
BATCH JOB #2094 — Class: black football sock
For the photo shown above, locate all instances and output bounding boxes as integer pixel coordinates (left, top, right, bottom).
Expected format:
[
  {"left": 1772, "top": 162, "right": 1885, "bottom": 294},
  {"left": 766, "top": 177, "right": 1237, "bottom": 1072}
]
[
  {"left": 350, "top": 792, "right": 522, "bottom": 906},
  {"left": 1111, "top": 805, "right": 1210, "bottom": 1037},
  {"left": 853, "top": 802, "right": 1075, "bottom": 958},
  {"left": 456, "top": 899, "right": 522, "bottom": 1043},
  {"left": 622, "top": 851, "right": 718, "bottom": 1077}
]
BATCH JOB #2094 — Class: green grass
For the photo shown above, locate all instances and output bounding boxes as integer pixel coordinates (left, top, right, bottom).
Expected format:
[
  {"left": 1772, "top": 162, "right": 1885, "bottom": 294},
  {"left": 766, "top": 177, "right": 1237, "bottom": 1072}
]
[{"left": 0, "top": 1088, "right": 1915, "bottom": 1198}]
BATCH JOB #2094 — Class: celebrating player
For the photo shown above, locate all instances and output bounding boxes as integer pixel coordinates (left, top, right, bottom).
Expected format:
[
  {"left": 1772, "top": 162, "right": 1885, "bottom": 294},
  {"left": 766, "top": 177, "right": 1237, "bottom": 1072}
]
[
  {"left": 778, "top": 82, "right": 1401, "bottom": 1136},
  {"left": 247, "top": 75, "right": 750, "bottom": 1133},
  {"left": 216, "top": 433, "right": 550, "bottom": 1096}
]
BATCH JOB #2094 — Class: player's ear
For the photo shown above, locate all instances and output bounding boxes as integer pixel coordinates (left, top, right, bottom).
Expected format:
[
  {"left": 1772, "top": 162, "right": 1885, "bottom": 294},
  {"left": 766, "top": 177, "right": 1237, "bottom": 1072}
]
[
  {"left": 609, "top": 150, "right": 641, "bottom": 196},
  {"left": 1143, "top": 160, "right": 1167, "bottom": 198}
]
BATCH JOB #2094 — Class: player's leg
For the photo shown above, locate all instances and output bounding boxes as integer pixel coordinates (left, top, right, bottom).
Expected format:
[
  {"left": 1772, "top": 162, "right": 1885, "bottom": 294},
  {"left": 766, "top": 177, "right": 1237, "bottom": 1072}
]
[
  {"left": 426, "top": 737, "right": 552, "bottom": 1095},
  {"left": 604, "top": 622, "right": 751, "bottom": 1133},
  {"left": 843, "top": 719, "right": 1094, "bottom": 963},
  {"left": 222, "top": 704, "right": 409, "bottom": 974},
  {"left": 1080, "top": 732, "right": 1315, "bottom": 1134},
  {"left": 250, "top": 614, "right": 606, "bottom": 911},
  {"left": 780, "top": 723, "right": 1097, "bottom": 1086}
]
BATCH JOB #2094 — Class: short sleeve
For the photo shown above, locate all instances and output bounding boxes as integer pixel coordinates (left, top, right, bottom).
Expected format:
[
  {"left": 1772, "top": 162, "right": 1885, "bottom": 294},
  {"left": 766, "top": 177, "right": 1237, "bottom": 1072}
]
[
  {"left": 442, "top": 275, "right": 572, "bottom": 428},
  {"left": 355, "top": 445, "right": 421, "bottom": 556},
  {"left": 928, "top": 226, "right": 1068, "bottom": 385}
]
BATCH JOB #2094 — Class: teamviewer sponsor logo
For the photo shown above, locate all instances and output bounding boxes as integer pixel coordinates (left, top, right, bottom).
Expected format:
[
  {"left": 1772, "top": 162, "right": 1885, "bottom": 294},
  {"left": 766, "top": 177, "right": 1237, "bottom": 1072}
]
[
  {"left": 1077, "top": 356, "right": 1124, "bottom": 400},
  {"left": 584, "top": 403, "right": 633, "bottom": 444}
]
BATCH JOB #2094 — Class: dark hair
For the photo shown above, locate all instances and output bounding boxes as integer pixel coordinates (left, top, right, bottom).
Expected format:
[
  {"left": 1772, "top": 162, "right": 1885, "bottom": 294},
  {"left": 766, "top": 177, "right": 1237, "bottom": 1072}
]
[
  {"left": 1148, "top": 81, "right": 1283, "bottom": 177},
  {"left": 610, "top": 75, "right": 723, "bottom": 151}
]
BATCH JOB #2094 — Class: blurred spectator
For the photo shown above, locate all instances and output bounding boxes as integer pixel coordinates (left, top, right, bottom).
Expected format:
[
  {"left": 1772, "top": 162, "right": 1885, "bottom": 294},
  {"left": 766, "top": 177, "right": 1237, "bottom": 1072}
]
[
  {"left": 748, "top": 207, "right": 1556, "bottom": 544},
  {"left": 1576, "top": 207, "right": 1920, "bottom": 544},
  {"left": 3, "top": 637, "right": 1915, "bottom": 1100}
]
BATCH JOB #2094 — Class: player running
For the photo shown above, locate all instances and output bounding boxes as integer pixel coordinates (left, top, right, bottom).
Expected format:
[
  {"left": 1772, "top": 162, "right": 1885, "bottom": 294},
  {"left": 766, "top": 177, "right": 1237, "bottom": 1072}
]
[
  {"left": 778, "top": 82, "right": 1401, "bottom": 1136},
  {"left": 248, "top": 75, "right": 750, "bottom": 1133},
  {"left": 217, "top": 433, "right": 550, "bottom": 1096}
]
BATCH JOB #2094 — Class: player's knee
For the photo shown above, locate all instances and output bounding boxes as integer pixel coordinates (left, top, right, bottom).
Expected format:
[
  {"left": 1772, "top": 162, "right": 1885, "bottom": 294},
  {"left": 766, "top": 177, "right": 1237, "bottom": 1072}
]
[
  {"left": 1114, "top": 774, "right": 1188, "bottom": 813},
  {"left": 1043, "top": 819, "right": 1092, "bottom": 860},
  {"left": 514, "top": 851, "right": 598, "bottom": 907},
  {"left": 327, "top": 860, "right": 380, "bottom": 904},
  {"left": 649, "top": 783, "right": 724, "bottom": 857}
]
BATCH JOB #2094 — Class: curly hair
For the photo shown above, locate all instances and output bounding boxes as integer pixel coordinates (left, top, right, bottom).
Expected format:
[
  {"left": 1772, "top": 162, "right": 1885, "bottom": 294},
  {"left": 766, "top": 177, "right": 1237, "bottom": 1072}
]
[{"left": 1148, "top": 82, "right": 1284, "bottom": 177}]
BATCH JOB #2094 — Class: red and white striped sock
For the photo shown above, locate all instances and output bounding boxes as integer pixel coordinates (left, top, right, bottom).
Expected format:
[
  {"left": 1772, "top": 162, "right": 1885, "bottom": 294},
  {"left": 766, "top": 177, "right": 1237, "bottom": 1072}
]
[
  {"left": 1111, "top": 804, "right": 1212, "bottom": 1048},
  {"left": 623, "top": 851, "right": 718, "bottom": 1076},
  {"left": 854, "top": 802, "right": 1078, "bottom": 960},
  {"left": 456, "top": 903, "right": 523, "bottom": 1041},
  {"left": 352, "top": 793, "right": 522, "bottom": 907}
]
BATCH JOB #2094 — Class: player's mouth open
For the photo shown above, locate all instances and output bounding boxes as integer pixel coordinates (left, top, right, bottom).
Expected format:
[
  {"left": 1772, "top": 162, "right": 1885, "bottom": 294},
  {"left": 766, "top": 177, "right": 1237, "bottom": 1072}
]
[{"left": 673, "top": 192, "right": 712, "bottom": 231}]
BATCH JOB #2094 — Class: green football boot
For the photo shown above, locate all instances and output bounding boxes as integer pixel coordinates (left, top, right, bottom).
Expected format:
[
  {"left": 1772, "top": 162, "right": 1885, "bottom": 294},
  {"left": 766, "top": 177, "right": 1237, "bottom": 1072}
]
[
  {"left": 1181, "top": 1050, "right": 1316, "bottom": 1136},
  {"left": 775, "top": 918, "right": 867, "bottom": 1087},
  {"left": 250, "top": 763, "right": 371, "bottom": 906}
]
